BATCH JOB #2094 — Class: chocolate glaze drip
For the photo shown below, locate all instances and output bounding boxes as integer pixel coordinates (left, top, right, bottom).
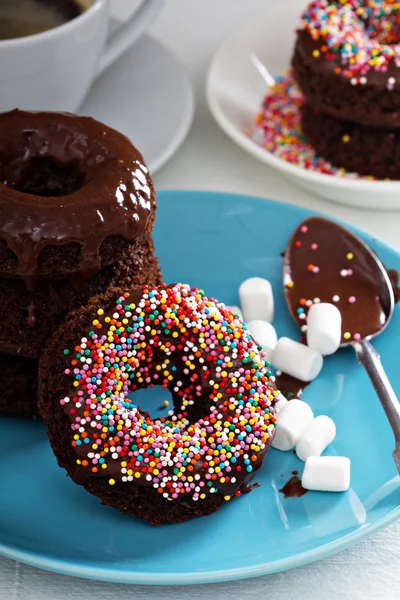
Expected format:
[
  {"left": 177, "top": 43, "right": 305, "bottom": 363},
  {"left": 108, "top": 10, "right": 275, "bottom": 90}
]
[
  {"left": 279, "top": 475, "right": 308, "bottom": 499},
  {"left": 388, "top": 269, "right": 400, "bottom": 303},
  {"left": 284, "top": 217, "right": 388, "bottom": 342},
  {"left": 274, "top": 373, "right": 309, "bottom": 400},
  {"left": 27, "top": 301, "right": 37, "bottom": 328},
  {"left": 240, "top": 481, "right": 261, "bottom": 494},
  {"left": 0, "top": 110, "right": 155, "bottom": 283}
]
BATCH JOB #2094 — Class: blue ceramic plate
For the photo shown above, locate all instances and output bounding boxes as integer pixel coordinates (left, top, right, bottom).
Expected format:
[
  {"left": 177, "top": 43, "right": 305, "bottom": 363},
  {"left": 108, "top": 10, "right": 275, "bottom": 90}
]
[{"left": 1, "top": 191, "right": 400, "bottom": 584}]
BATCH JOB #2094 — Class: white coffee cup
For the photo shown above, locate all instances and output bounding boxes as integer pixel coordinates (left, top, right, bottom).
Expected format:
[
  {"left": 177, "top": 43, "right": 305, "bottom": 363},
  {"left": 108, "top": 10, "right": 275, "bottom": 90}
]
[{"left": 0, "top": 0, "right": 164, "bottom": 113}]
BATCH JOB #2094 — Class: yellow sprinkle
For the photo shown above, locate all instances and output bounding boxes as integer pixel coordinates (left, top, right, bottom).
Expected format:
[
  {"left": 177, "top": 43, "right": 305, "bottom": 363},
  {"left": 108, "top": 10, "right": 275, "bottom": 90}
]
[
  {"left": 163, "top": 400, "right": 169, "bottom": 407},
  {"left": 97, "top": 308, "right": 104, "bottom": 315},
  {"left": 224, "top": 495, "right": 231, "bottom": 501},
  {"left": 344, "top": 332, "right": 351, "bottom": 340},
  {"left": 134, "top": 472, "right": 141, "bottom": 478},
  {"left": 312, "top": 49, "right": 320, "bottom": 58},
  {"left": 346, "top": 252, "right": 354, "bottom": 260},
  {"left": 342, "top": 134, "right": 351, "bottom": 143},
  {"left": 286, "top": 280, "right": 294, "bottom": 288},
  {"left": 109, "top": 479, "right": 115, "bottom": 485}
]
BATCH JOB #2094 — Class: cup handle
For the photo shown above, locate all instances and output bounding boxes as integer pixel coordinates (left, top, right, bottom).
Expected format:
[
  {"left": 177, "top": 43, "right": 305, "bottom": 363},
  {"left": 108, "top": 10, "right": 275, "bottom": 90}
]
[{"left": 96, "top": 0, "right": 164, "bottom": 76}]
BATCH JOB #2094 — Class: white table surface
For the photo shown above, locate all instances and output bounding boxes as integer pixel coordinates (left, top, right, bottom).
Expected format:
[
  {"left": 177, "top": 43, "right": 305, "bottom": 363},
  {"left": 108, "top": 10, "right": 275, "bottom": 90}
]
[{"left": 1, "top": 1, "right": 399, "bottom": 598}]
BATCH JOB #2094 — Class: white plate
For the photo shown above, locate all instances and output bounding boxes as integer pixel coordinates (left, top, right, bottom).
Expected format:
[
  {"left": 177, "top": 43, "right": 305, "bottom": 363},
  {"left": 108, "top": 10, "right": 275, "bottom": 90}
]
[
  {"left": 206, "top": 0, "right": 400, "bottom": 210},
  {"left": 80, "top": 33, "right": 194, "bottom": 173}
]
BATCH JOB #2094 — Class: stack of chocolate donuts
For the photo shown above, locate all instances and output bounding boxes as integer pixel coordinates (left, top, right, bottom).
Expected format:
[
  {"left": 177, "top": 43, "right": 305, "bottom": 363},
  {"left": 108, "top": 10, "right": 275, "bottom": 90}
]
[
  {"left": 0, "top": 110, "right": 161, "bottom": 417},
  {"left": 292, "top": 0, "right": 400, "bottom": 179}
]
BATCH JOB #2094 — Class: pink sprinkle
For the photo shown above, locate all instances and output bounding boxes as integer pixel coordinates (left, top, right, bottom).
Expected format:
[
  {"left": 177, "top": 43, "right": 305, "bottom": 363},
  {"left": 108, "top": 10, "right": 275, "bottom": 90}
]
[
  {"left": 300, "top": 225, "right": 308, "bottom": 233},
  {"left": 353, "top": 333, "right": 361, "bottom": 341},
  {"left": 347, "top": 269, "right": 353, "bottom": 276},
  {"left": 348, "top": 296, "right": 356, "bottom": 304},
  {"left": 311, "top": 243, "right": 318, "bottom": 250},
  {"left": 313, "top": 266, "right": 320, "bottom": 273}
]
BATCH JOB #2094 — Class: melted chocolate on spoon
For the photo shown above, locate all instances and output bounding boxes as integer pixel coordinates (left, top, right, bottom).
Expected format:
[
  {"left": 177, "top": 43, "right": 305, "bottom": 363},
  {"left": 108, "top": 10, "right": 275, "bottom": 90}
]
[
  {"left": 284, "top": 217, "right": 388, "bottom": 343},
  {"left": 275, "top": 217, "right": 398, "bottom": 398}
]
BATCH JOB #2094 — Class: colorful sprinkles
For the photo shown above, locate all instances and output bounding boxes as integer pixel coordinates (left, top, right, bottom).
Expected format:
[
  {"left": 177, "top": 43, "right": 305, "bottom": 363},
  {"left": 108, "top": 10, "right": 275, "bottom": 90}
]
[
  {"left": 250, "top": 72, "right": 379, "bottom": 179},
  {"left": 300, "top": 0, "right": 400, "bottom": 80},
  {"left": 61, "top": 284, "right": 278, "bottom": 502}
]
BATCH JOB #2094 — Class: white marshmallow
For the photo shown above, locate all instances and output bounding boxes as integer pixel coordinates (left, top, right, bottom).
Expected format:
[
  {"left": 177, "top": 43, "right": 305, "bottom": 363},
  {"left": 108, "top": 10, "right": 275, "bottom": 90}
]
[
  {"left": 274, "top": 392, "right": 288, "bottom": 413},
  {"left": 307, "top": 303, "right": 342, "bottom": 356},
  {"left": 302, "top": 456, "right": 351, "bottom": 492},
  {"left": 271, "top": 399, "right": 314, "bottom": 451},
  {"left": 229, "top": 305, "right": 243, "bottom": 320},
  {"left": 296, "top": 415, "right": 336, "bottom": 461},
  {"left": 239, "top": 277, "right": 274, "bottom": 323},
  {"left": 271, "top": 337, "right": 323, "bottom": 382},
  {"left": 247, "top": 320, "right": 277, "bottom": 361}
]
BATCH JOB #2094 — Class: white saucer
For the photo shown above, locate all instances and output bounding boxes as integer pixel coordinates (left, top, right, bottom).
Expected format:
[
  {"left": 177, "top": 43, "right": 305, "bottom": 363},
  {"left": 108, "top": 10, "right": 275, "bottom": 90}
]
[
  {"left": 80, "top": 34, "right": 194, "bottom": 173},
  {"left": 206, "top": 0, "right": 400, "bottom": 211}
]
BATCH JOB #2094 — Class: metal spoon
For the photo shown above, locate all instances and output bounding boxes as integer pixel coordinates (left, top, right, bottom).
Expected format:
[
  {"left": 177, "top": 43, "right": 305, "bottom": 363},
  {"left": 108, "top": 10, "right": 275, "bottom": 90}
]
[
  {"left": 284, "top": 218, "right": 400, "bottom": 474},
  {"left": 344, "top": 236, "right": 400, "bottom": 474}
]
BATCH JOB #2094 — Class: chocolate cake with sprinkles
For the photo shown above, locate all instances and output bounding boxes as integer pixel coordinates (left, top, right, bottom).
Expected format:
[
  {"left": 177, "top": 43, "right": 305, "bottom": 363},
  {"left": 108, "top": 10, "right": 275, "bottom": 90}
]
[
  {"left": 0, "top": 110, "right": 161, "bottom": 416},
  {"left": 291, "top": 0, "right": 400, "bottom": 178},
  {"left": 39, "top": 283, "right": 278, "bottom": 525}
]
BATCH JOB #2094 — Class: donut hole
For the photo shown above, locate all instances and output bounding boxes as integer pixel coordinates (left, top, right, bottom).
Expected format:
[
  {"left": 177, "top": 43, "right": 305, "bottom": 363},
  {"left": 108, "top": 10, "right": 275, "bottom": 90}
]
[
  {"left": 6, "top": 156, "right": 86, "bottom": 197},
  {"left": 0, "top": 125, "right": 115, "bottom": 197},
  {"left": 129, "top": 386, "right": 174, "bottom": 420},
  {"left": 127, "top": 375, "right": 210, "bottom": 429}
]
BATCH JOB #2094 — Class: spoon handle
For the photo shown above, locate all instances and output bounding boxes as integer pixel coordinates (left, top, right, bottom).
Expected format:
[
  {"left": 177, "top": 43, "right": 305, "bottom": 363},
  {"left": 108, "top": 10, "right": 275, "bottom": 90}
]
[{"left": 353, "top": 339, "right": 400, "bottom": 475}]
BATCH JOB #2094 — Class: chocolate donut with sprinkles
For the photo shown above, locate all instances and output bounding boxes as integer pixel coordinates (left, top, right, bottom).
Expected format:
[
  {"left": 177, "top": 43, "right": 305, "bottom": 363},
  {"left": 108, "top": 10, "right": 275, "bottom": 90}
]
[
  {"left": 39, "top": 283, "right": 278, "bottom": 525},
  {"left": 292, "top": 0, "right": 400, "bottom": 128}
]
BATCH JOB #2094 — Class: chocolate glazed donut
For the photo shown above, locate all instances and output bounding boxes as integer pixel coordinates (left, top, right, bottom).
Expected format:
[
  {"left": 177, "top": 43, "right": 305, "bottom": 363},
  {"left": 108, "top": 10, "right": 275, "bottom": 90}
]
[
  {"left": 0, "top": 109, "right": 156, "bottom": 280},
  {"left": 292, "top": 1, "right": 400, "bottom": 129},
  {"left": 0, "top": 110, "right": 161, "bottom": 416}
]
